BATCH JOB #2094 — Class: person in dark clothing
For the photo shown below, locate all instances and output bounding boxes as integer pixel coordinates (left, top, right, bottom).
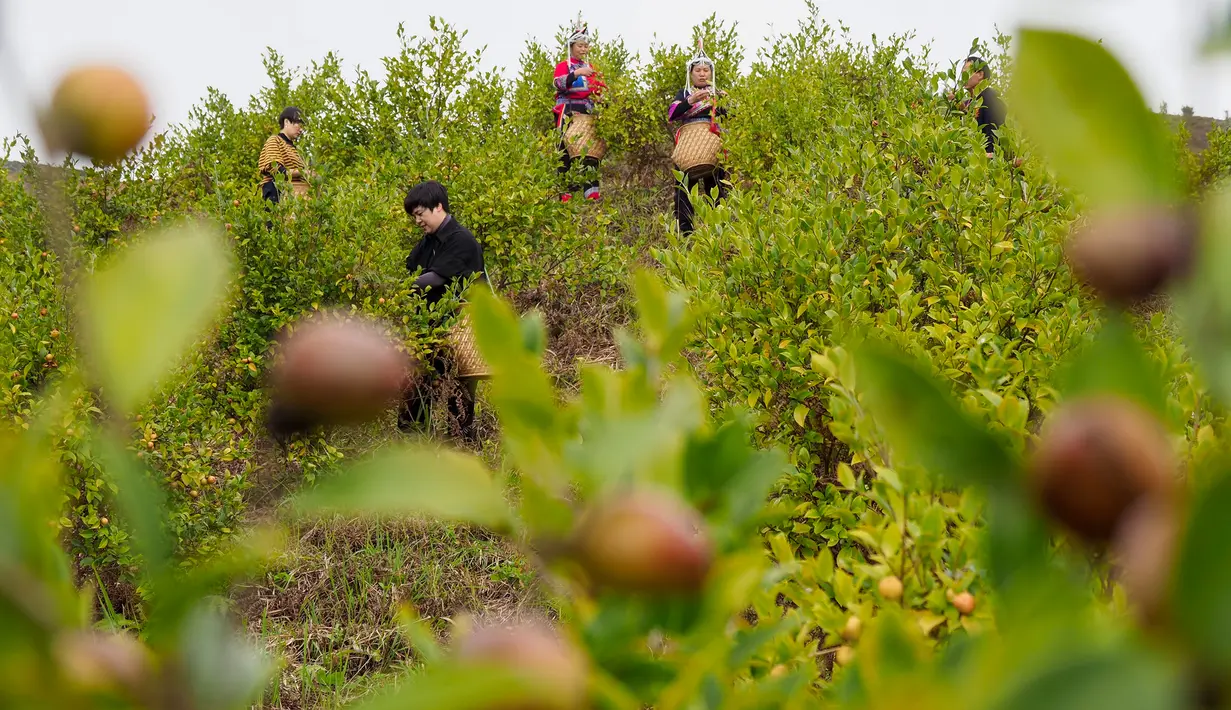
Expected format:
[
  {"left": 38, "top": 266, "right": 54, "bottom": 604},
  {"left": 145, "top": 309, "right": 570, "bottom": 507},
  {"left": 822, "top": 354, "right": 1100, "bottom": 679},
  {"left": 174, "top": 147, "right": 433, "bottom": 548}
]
[
  {"left": 669, "top": 46, "right": 729, "bottom": 236},
  {"left": 398, "top": 180, "right": 486, "bottom": 440},
  {"left": 952, "top": 56, "right": 1007, "bottom": 157}
]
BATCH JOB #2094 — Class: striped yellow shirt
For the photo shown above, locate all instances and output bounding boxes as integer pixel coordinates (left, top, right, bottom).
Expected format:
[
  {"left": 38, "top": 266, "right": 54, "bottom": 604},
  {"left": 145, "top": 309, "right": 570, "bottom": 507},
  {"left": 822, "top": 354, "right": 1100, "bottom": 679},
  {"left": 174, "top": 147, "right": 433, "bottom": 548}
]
[{"left": 258, "top": 133, "right": 305, "bottom": 185}]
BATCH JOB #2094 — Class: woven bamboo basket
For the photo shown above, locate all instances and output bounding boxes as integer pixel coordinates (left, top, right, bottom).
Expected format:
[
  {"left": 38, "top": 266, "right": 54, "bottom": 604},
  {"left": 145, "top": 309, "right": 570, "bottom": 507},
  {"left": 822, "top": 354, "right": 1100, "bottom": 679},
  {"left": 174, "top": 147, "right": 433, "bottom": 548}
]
[
  {"left": 446, "top": 313, "right": 491, "bottom": 379},
  {"left": 291, "top": 181, "right": 309, "bottom": 198},
  {"left": 672, "top": 121, "right": 722, "bottom": 178},
  {"left": 563, "top": 113, "right": 607, "bottom": 160}
]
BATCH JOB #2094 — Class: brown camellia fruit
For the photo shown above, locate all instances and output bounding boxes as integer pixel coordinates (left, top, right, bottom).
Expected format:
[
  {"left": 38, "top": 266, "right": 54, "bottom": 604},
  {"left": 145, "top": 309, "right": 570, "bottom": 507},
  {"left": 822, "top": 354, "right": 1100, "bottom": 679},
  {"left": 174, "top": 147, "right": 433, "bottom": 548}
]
[
  {"left": 878, "top": 575, "right": 903, "bottom": 601},
  {"left": 453, "top": 622, "right": 588, "bottom": 710},
  {"left": 268, "top": 314, "right": 414, "bottom": 427},
  {"left": 952, "top": 591, "right": 976, "bottom": 616},
  {"left": 1111, "top": 496, "right": 1181, "bottom": 626},
  {"left": 1028, "top": 396, "right": 1176, "bottom": 545},
  {"left": 570, "top": 488, "right": 713, "bottom": 595},
  {"left": 1064, "top": 205, "right": 1197, "bottom": 307},
  {"left": 54, "top": 630, "right": 152, "bottom": 698},
  {"left": 42, "top": 66, "right": 151, "bottom": 164}
]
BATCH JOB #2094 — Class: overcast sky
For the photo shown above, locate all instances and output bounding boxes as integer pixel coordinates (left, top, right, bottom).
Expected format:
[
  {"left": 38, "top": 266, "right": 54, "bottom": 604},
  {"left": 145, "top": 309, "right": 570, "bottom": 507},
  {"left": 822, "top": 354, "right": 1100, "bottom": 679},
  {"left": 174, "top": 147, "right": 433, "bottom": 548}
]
[{"left": 1, "top": 0, "right": 1229, "bottom": 157}]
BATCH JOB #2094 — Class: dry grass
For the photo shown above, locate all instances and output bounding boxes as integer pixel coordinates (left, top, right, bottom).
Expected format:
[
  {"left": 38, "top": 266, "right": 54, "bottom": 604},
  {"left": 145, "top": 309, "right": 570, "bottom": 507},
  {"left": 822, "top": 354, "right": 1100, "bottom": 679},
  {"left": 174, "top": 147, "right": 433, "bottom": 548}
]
[{"left": 234, "top": 515, "right": 548, "bottom": 708}]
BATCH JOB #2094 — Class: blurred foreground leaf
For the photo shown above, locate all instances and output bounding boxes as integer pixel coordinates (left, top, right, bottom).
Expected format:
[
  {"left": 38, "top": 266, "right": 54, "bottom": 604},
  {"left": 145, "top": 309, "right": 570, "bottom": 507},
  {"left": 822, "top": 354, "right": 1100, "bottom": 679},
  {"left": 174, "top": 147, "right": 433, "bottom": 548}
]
[
  {"left": 177, "top": 602, "right": 272, "bottom": 710},
  {"left": 1012, "top": 29, "right": 1180, "bottom": 208},
  {"left": 1174, "top": 465, "right": 1231, "bottom": 673},
  {"left": 77, "top": 221, "right": 233, "bottom": 414},
  {"left": 346, "top": 664, "right": 556, "bottom": 710},
  {"left": 855, "top": 344, "right": 1016, "bottom": 490},
  {"left": 1056, "top": 312, "right": 1168, "bottom": 418},
  {"left": 291, "top": 445, "right": 513, "bottom": 531},
  {"left": 1175, "top": 186, "right": 1231, "bottom": 405},
  {"left": 988, "top": 645, "right": 1183, "bottom": 710}
]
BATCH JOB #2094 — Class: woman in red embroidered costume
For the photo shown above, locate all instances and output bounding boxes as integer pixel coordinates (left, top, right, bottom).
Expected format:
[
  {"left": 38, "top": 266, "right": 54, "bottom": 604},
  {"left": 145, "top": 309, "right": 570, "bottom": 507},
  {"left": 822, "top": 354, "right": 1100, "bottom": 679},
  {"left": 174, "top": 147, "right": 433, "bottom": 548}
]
[
  {"left": 668, "top": 43, "right": 729, "bottom": 236},
  {"left": 553, "top": 18, "right": 606, "bottom": 202}
]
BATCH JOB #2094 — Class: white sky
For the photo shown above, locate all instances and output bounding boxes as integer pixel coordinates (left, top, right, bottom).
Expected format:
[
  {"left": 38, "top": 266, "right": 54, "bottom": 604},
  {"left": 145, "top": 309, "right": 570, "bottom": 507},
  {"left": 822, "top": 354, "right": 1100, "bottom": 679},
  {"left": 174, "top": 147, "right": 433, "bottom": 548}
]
[{"left": 1, "top": 0, "right": 1229, "bottom": 157}]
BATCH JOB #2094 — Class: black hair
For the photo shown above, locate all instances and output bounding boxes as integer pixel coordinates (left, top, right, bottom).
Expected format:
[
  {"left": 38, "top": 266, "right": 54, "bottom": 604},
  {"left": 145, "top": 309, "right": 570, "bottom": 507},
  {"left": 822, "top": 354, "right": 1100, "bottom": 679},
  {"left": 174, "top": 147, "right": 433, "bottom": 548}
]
[
  {"left": 404, "top": 180, "right": 449, "bottom": 215},
  {"left": 278, "top": 106, "right": 304, "bottom": 129},
  {"left": 964, "top": 56, "right": 992, "bottom": 79}
]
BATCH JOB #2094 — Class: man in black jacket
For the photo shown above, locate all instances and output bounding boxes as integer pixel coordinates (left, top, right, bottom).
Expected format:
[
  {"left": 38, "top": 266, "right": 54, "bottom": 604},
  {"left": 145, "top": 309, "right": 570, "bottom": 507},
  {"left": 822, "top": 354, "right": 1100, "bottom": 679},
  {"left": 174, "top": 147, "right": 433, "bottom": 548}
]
[
  {"left": 399, "top": 180, "right": 486, "bottom": 439},
  {"left": 952, "top": 55, "right": 1007, "bottom": 158}
]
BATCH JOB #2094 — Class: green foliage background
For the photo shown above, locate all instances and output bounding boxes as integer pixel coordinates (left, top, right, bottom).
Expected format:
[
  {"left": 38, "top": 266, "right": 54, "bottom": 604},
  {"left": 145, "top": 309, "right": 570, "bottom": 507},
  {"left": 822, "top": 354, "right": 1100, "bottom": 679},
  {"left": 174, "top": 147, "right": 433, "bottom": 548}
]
[{"left": 3, "top": 5, "right": 1231, "bottom": 708}]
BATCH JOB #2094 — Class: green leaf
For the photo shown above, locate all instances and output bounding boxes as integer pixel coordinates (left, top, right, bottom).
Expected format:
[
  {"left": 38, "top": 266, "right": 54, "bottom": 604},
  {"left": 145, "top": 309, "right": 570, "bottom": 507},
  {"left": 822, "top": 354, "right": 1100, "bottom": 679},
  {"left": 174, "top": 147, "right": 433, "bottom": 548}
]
[
  {"left": 343, "top": 663, "right": 574, "bottom": 710},
  {"left": 793, "top": 404, "right": 809, "bottom": 428},
  {"left": 1174, "top": 467, "right": 1231, "bottom": 672},
  {"left": 145, "top": 526, "right": 283, "bottom": 647},
  {"left": 1056, "top": 312, "right": 1168, "bottom": 418},
  {"left": 291, "top": 444, "right": 513, "bottom": 531},
  {"left": 78, "top": 221, "right": 233, "bottom": 414},
  {"left": 855, "top": 344, "right": 1016, "bottom": 490},
  {"left": 1012, "top": 29, "right": 1180, "bottom": 207},
  {"left": 988, "top": 645, "right": 1183, "bottom": 710},
  {"left": 93, "top": 433, "right": 173, "bottom": 580},
  {"left": 468, "top": 288, "right": 560, "bottom": 438},
  {"left": 632, "top": 268, "right": 695, "bottom": 368},
  {"left": 1175, "top": 186, "right": 1231, "bottom": 405},
  {"left": 177, "top": 602, "right": 272, "bottom": 710}
]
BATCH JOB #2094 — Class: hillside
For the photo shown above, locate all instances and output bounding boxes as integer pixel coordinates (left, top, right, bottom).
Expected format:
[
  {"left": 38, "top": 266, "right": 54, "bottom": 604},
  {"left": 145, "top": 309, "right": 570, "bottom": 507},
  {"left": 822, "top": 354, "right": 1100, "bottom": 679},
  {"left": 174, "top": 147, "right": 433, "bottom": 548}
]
[
  {"left": 2, "top": 13, "right": 1230, "bottom": 710},
  {"left": 1168, "top": 113, "right": 1231, "bottom": 152}
]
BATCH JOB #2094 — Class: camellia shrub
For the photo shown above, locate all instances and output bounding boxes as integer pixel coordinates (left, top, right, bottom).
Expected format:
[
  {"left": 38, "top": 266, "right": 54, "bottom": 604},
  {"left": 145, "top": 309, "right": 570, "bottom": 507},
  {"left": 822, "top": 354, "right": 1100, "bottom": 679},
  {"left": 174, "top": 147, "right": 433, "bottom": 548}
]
[{"left": 7, "top": 5, "right": 1231, "bottom": 710}]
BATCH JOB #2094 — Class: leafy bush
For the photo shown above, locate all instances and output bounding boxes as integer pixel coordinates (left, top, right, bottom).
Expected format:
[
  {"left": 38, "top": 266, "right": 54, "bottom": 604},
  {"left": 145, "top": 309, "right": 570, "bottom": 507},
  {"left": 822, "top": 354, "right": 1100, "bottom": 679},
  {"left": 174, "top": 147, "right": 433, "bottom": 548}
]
[{"left": 8, "top": 6, "right": 1231, "bottom": 710}]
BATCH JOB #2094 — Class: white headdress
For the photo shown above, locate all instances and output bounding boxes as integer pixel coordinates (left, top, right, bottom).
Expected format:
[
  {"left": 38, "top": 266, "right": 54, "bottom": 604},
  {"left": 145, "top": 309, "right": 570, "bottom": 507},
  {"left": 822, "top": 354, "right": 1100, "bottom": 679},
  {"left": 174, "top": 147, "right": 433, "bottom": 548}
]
[
  {"left": 566, "top": 14, "right": 590, "bottom": 55},
  {"left": 686, "top": 39, "right": 716, "bottom": 93}
]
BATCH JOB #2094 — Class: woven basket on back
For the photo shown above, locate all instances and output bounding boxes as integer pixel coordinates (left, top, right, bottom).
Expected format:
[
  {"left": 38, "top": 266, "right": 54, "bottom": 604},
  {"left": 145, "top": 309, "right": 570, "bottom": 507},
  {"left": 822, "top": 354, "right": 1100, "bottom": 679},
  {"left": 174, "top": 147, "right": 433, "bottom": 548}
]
[
  {"left": 563, "top": 113, "right": 607, "bottom": 160},
  {"left": 446, "top": 313, "right": 491, "bottom": 379},
  {"left": 671, "top": 121, "right": 722, "bottom": 178}
]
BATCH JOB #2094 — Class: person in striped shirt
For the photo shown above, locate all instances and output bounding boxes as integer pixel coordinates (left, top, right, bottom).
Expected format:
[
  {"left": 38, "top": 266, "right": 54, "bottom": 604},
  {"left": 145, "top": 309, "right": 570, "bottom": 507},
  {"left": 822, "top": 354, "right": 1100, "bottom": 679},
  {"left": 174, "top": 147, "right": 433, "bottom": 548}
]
[
  {"left": 258, "top": 106, "right": 308, "bottom": 203},
  {"left": 552, "top": 20, "right": 604, "bottom": 202}
]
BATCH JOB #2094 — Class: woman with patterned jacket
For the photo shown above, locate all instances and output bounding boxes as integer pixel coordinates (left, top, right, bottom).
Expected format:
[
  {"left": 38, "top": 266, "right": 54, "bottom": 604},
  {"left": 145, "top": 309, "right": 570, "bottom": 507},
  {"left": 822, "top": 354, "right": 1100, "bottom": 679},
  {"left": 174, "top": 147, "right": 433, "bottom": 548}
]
[
  {"left": 552, "top": 19, "right": 605, "bottom": 202},
  {"left": 668, "top": 46, "right": 728, "bottom": 236}
]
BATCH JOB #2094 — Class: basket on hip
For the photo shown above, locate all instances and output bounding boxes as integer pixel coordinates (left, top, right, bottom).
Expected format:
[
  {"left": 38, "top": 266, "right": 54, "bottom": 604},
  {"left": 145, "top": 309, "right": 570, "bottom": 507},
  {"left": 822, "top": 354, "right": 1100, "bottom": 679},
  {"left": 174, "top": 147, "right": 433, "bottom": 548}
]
[
  {"left": 671, "top": 121, "right": 722, "bottom": 179},
  {"left": 446, "top": 313, "right": 491, "bottom": 379},
  {"left": 291, "top": 181, "right": 309, "bottom": 198},
  {"left": 563, "top": 113, "right": 607, "bottom": 161}
]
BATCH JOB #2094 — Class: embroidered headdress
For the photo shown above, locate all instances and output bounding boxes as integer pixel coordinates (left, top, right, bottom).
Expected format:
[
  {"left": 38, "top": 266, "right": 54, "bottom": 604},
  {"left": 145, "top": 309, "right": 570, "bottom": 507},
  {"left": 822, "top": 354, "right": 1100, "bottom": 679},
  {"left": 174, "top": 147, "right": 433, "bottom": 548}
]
[
  {"left": 567, "top": 15, "right": 590, "bottom": 52},
  {"left": 686, "top": 39, "right": 716, "bottom": 92}
]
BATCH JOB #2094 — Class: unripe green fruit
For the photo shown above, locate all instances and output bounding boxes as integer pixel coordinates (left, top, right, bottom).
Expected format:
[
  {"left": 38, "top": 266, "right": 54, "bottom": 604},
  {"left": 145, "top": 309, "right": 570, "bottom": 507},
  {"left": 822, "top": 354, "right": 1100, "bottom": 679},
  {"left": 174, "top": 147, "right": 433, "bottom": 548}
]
[
  {"left": 1064, "top": 205, "right": 1196, "bottom": 307},
  {"left": 454, "top": 622, "right": 588, "bottom": 710},
  {"left": 42, "top": 66, "right": 151, "bottom": 164},
  {"left": 1028, "top": 396, "right": 1176, "bottom": 545},
  {"left": 571, "top": 489, "right": 713, "bottom": 595}
]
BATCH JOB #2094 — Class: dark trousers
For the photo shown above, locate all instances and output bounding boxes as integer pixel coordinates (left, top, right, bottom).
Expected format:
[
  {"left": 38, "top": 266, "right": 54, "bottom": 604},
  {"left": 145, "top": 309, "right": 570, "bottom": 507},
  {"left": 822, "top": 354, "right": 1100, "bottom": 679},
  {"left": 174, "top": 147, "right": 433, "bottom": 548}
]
[
  {"left": 558, "top": 141, "right": 600, "bottom": 195},
  {"left": 674, "top": 167, "right": 729, "bottom": 236},
  {"left": 261, "top": 181, "right": 279, "bottom": 230},
  {"left": 397, "top": 352, "right": 479, "bottom": 440}
]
